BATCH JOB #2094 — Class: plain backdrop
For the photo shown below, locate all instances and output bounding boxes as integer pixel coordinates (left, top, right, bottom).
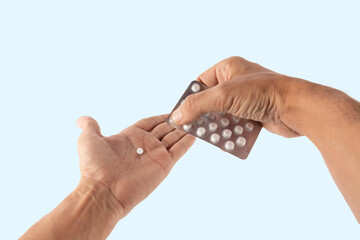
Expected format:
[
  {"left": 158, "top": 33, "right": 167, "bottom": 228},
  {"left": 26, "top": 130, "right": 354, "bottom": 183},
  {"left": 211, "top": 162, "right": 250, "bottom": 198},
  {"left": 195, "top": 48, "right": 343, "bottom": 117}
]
[{"left": 1, "top": 0, "right": 360, "bottom": 239}]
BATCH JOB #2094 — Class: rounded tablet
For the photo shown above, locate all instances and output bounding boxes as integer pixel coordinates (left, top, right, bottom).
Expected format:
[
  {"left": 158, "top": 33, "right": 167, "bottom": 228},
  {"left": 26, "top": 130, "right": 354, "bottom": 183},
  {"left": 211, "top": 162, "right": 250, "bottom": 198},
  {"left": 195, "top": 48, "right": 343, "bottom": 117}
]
[
  {"left": 196, "top": 127, "right": 206, "bottom": 137},
  {"left": 196, "top": 116, "right": 204, "bottom": 125},
  {"left": 183, "top": 123, "right": 192, "bottom": 131},
  {"left": 220, "top": 118, "right": 230, "bottom": 128},
  {"left": 234, "top": 125, "right": 243, "bottom": 135},
  {"left": 236, "top": 136, "right": 246, "bottom": 147},
  {"left": 232, "top": 116, "right": 240, "bottom": 123},
  {"left": 206, "top": 112, "right": 216, "bottom": 120},
  {"left": 222, "top": 129, "right": 232, "bottom": 139},
  {"left": 136, "top": 148, "right": 144, "bottom": 155},
  {"left": 245, "top": 122, "right": 254, "bottom": 131},
  {"left": 224, "top": 141, "right": 235, "bottom": 151},
  {"left": 191, "top": 83, "right": 201, "bottom": 92},
  {"left": 210, "top": 133, "right": 220, "bottom": 144},
  {"left": 208, "top": 122, "right": 218, "bottom": 132}
]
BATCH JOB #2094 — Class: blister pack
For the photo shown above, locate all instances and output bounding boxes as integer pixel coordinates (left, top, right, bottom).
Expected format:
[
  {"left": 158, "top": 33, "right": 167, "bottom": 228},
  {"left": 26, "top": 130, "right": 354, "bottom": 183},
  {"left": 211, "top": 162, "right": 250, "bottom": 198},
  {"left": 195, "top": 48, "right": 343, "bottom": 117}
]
[{"left": 167, "top": 81, "right": 262, "bottom": 159}]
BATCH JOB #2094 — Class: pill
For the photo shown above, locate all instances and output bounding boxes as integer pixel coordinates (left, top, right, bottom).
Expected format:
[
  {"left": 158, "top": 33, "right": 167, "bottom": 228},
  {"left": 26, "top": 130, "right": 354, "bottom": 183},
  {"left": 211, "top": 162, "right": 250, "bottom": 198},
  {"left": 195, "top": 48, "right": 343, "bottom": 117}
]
[
  {"left": 234, "top": 125, "right": 243, "bottom": 135},
  {"left": 191, "top": 83, "right": 201, "bottom": 92},
  {"left": 245, "top": 122, "right": 254, "bottom": 131},
  {"left": 220, "top": 118, "right": 230, "bottom": 128},
  {"left": 222, "top": 129, "right": 232, "bottom": 139},
  {"left": 208, "top": 122, "right": 218, "bottom": 132},
  {"left": 206, "top": 112, "right": 216, "bottom": 120},
  {"left": 210, "top": 133, "right": 220, "bottom": 144},
  {"left": 236, "top": 137, "right": 246, "bottom": 147},
  {"left": 136, "top": 148, "right": 144, "bottom": 155},
  {"left": 166, "top": 81, "right": 263, "bottom": 160},
  {"left": 183, "top": 123, "right": 192, "bottom": 131},
  {"left": 196, "top": 127, "right": 206, "bottom": 137},
  {"left": 224, "top": 141, "right": 235, "bottom": 151},
  {"left": 196, "top": 117, "right": 204, "bottom": 125},
  {"left": 232, "top": 116, "right": 240, "bottom": 123}
]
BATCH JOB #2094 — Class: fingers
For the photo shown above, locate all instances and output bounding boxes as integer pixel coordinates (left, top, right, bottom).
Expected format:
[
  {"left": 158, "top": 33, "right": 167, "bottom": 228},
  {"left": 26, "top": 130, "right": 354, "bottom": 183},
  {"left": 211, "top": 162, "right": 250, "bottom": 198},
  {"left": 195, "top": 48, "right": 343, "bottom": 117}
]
[
  {"left": 196, "top": 63, "right": 219, "bottom": 87},
  {"left": 197, "top": 56, "right": 265, "bottom": 87},
  {"left": 170, "top": 85, "right": 226, "bottom": 125},
  {"left": 133, "top": 114, "right": 168, "bottom": 132},
  {"left": 76, "top": 116, "right": 101, "bottom": 135},
  {"left": 196, "top": 57, "right": 241, "bottom": 87},
  {"left": 169, "top": 134, "right": 196, "bottom": 162},
  {"left": 151, "top": 122, "right": 174, "bottom": 140},
  {"left": 161, "top": 129, "right": 187, "bottom": 149}
]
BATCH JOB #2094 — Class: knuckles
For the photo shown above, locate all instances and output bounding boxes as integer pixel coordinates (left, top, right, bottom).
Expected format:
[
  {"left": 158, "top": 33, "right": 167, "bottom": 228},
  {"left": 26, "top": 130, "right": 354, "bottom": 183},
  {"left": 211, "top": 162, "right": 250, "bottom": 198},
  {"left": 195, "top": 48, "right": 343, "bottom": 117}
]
[
  {"left": 220, "top": 56, "right": 247, "bottom": 81},
  {"left": 224, "top": 56, "right": 245, "bottom": 64}
]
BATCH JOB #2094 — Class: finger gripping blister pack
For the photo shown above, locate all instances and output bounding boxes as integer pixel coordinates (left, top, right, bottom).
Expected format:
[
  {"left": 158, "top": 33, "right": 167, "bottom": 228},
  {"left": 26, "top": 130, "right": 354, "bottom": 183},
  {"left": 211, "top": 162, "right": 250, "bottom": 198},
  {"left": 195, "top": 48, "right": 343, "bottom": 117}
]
[{"left": 167, "top": 81, "right": 262, "bottom": 159}]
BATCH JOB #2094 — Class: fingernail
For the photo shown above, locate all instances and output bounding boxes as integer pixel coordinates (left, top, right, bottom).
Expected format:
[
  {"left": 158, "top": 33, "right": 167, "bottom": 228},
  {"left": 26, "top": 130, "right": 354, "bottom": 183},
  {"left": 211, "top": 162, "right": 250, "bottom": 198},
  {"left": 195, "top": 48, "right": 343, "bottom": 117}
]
[{"left": 171, "top": 108, "right": 182, "bottom": 123}]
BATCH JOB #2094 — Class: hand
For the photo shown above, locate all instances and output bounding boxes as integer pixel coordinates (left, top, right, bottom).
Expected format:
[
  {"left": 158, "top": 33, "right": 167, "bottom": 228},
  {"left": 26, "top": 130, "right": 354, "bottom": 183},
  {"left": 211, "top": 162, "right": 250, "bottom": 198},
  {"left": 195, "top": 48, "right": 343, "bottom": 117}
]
[
  {"left": 76, "top": 114, "right": 195, "bottom": 216},
  {"left": 169, "top": 56, "right": 360, "bottom": 222},
  {"left": 170, "top": 56, "right": 302, "bottom": 137}
]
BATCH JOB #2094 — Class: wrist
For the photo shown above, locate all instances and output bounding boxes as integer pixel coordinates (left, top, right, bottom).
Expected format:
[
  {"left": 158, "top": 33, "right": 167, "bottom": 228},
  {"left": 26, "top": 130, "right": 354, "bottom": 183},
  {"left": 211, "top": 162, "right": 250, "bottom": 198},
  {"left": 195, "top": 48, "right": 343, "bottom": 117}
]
[
  {"left": 77, "top": 177, "right": 125, "bottom": 221},
  {"left": 278, "top": 76, "right": 342, "bottom": 136},
  {"left": 280, "top": 76, "right": 359, "bottom": 137},
  {"left": 275, "top": 75, "right": 311, "bottom": 135},
  {"left": 20, "top": 177, "right": 126, "bottom": 240}
]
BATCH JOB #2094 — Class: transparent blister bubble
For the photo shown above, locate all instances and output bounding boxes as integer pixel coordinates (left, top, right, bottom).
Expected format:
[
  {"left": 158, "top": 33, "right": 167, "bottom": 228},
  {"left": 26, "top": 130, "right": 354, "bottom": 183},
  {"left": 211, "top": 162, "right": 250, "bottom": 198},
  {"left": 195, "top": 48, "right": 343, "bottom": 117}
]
[{"left": 167, "top": 81, "right": 262, "bottom": 159}]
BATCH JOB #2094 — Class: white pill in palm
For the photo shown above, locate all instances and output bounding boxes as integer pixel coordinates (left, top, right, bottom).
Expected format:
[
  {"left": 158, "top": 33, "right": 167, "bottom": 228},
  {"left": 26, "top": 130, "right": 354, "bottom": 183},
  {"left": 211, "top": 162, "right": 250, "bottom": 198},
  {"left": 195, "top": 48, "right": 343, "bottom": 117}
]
[
  {"left": 245, "top": 122, "right": 254, "bottom": 131},
  {"left": 236, "top": 137, "right": 246, "bottom": 147},
  {"left": 234, "top": 125, "right": 243, "bottom": 135},
  {"left": 183, "top": 123, "right": 192, "bottom": 131},
  {"left": 222, "top": 129, "right": 232, "bottom": 139},
  {"left": 210, "top": 133, "right": 220, "bottom": 144},
  {"left": 196, "top": 127, "right": 206, "bottom": 137},
  {"left": 208, "top": 122, "right": 218, "bottom": 132},
  {"left": 224, "top": 141, "right": 235, "bottom": 151},
  {"left": 220, "top": 118, "right": 230, "bottom": 128},
  {"left": 136, "top": 148, "right": 144, "bottom": 155},
  {"left": 191, "top": 83, "right": 201, "bottom": 92}
]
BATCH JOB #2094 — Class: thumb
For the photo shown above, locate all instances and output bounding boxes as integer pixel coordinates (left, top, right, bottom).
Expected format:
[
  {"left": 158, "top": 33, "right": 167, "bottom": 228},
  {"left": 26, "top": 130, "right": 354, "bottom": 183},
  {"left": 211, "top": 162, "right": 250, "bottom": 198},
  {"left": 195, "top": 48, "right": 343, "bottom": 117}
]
[
  {"left": 76, "top": 116, "right": 102, "bottom": 135},
  {"left": 171, "top": 85, "right": 227, "bottom": 125}
]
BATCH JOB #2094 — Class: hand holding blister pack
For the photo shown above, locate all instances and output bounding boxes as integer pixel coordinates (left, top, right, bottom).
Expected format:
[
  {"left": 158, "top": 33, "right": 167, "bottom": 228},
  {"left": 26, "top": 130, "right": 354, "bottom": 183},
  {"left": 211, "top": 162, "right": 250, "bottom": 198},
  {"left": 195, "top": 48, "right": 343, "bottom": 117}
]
[{"left": 167, "top": 81, "right": 262, "bottom": 159}]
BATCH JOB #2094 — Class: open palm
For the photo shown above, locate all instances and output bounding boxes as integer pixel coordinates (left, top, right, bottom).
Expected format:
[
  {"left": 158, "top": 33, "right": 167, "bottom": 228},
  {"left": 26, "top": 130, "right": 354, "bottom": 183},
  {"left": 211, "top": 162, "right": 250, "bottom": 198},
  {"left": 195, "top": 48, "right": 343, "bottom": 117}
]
[{"left": 76, "top": 114, "right": 195, "bottom": 215}]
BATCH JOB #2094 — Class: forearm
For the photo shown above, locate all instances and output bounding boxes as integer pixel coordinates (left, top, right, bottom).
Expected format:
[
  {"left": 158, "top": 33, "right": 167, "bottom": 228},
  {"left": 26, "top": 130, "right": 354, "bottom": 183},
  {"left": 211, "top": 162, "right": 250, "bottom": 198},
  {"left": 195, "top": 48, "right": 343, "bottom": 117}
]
[
  {"left": 20, "top": 178, "right": 124, "bottom": 240},
  {"left": 281, "top": 78, "right": 360, "bottom": 221}
]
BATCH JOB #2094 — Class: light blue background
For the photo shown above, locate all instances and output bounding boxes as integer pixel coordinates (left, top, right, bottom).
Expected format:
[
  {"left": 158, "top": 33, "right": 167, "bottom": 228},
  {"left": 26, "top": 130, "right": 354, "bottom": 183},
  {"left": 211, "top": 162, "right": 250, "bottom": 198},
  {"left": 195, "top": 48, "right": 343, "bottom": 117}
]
[{"left": 1, "top": 0, "right": 360, "bottom": 239}]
